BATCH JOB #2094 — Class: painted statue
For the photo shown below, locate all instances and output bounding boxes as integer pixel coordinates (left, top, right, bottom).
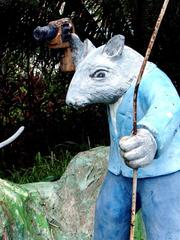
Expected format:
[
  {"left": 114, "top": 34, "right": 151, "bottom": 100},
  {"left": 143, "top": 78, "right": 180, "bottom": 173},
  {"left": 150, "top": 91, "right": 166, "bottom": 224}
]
[{"left": 66, "top": 33, "right": 180, "bottom": 239}]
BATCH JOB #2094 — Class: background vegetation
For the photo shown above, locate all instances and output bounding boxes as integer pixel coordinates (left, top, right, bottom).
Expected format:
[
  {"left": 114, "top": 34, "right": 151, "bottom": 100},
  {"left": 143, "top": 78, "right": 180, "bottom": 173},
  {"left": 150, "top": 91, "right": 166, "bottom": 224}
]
[{"left": 0, "top": 0, "right": 179, "bottom": 179}]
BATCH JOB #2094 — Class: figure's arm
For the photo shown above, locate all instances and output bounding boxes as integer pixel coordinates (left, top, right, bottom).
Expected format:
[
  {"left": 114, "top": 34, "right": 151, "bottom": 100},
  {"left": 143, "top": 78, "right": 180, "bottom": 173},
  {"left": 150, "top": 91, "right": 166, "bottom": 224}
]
[
  {"left": 119, "top": 69, "right": 180, "bottom": 169},
  {"left": 137, "top": 70, "right": 180, "bottom": 154}
]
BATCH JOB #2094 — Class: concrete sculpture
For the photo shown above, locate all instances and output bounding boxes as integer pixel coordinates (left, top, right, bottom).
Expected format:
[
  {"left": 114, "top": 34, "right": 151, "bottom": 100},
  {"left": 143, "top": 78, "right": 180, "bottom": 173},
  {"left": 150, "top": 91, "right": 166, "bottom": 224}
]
[{"left": 66, "top": 33, "right": 180, "bottom": 239}]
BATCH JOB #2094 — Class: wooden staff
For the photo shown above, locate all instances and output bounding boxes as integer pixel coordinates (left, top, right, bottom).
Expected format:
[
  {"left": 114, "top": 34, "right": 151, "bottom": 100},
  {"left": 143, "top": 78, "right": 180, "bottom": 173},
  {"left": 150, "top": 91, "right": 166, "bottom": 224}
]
[{"left": 130, "top": 0, "right": 170, "bottom": 239}]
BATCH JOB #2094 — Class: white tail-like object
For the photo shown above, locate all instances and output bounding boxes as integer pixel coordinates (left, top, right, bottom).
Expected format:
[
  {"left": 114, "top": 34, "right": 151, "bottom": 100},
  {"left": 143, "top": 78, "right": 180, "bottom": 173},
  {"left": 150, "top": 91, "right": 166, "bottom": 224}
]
[{"left": 0, "top": 126, "right": 25, "bottom": 149}]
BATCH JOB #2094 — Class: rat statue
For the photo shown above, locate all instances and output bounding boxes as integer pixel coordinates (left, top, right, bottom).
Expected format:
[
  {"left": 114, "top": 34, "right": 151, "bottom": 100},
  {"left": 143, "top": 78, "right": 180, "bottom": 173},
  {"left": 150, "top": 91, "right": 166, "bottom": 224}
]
[{"left": 66, "top": 33, "right": 180, "bottom": 239}]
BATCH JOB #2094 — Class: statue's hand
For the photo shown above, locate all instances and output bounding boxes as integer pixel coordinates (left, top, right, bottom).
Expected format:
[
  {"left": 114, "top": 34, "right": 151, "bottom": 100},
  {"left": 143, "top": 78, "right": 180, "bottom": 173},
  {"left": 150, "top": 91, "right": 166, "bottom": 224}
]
[{"left": 119, "top": 128, "right": 157, "bottom": 169}]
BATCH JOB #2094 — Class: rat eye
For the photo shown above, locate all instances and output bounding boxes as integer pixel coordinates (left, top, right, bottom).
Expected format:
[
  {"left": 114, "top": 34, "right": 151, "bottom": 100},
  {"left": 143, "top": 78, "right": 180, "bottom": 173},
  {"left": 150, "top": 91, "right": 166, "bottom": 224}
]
[{"left": 90, "top": 69, "right": 108, "bottom": 79}]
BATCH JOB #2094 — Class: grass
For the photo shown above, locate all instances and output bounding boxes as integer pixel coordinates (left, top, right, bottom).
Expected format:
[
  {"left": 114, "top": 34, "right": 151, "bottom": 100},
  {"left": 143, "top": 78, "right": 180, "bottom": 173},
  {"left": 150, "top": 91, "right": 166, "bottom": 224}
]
[{"left": 7, "top": 150, "right": 73, "bottom": 184}]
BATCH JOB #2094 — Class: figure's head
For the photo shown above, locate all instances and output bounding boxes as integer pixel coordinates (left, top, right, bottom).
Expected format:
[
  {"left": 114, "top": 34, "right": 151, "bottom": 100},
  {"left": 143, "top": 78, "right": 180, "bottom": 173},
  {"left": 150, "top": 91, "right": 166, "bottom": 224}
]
[{"left": 66, "top": 35, "right": 137, "bottom": 108}]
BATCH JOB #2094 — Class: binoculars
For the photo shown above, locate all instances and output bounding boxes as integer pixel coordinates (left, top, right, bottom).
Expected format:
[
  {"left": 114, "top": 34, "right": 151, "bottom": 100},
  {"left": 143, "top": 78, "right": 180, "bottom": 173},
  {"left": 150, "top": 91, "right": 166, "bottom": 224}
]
[{"left": 33, "top": 18, "right": 75, "bottom": 72}]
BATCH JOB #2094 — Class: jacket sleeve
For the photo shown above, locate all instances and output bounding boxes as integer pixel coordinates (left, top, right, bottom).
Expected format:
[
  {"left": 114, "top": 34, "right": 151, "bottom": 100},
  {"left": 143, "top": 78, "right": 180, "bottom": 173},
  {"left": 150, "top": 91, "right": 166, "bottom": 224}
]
[{"left": 137, "top": 67, "right": 180, "bottom": 156}]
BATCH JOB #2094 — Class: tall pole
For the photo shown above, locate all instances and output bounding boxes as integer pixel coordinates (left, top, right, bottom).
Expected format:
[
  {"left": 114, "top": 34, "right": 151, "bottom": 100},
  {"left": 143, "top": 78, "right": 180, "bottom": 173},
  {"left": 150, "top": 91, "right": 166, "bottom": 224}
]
[{"left": 130, "top": 0, "right": 170, "bottom": 239}]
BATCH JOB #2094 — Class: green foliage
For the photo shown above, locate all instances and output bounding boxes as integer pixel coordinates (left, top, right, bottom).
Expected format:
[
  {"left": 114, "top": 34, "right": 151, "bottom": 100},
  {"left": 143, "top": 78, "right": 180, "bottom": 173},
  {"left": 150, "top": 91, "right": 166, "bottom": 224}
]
[
  {"left": 6, "top": 150, "right": 73, "bottom": 184},
  {"left": 8, "top": 151, "right": 72, "bottom": 184}
]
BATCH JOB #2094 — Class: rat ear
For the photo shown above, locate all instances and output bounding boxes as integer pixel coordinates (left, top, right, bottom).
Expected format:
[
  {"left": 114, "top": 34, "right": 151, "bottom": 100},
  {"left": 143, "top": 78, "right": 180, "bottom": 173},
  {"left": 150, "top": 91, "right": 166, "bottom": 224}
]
[
  {"left": 70, "top": 34, "right": 96, "bottom": 67},
  {"left": 82, "top": 39, "right": 96, "bottom": 58},
  {"left": 103, "top": 35, "right": 125, "bottom": 57}
]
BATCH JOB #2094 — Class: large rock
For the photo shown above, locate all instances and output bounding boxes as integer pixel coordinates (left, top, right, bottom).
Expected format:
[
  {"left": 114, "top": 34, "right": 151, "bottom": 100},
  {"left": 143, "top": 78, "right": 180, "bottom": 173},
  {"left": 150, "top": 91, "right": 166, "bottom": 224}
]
[{"left": 0, "top": 146, "right": 108, "bottom": 239}]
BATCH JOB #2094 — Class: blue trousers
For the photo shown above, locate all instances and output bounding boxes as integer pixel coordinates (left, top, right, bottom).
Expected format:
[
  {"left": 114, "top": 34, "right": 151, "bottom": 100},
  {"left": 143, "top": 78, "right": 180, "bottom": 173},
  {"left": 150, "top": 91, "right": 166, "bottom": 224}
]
[{"left": 94, "top": 170, "right": 180, "bottom": 240}]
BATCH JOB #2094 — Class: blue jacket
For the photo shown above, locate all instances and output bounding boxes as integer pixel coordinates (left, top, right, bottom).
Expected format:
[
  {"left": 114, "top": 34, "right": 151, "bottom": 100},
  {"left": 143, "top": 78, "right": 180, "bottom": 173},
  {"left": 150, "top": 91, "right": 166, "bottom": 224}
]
[{"left": 108, "top": 63, "right": 180, "bottom": 178}]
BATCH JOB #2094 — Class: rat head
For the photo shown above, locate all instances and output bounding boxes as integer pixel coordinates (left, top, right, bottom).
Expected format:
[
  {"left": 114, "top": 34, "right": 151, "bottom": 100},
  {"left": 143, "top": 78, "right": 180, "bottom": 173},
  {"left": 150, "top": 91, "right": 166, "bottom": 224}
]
[{"left": 66, "top": 35, "right": 138, "bottom": 108}]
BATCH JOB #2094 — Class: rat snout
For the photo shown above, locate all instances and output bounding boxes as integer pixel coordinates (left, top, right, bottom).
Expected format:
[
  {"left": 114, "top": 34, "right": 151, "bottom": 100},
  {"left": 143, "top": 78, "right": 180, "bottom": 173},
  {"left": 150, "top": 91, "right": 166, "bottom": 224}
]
[
  {"left": 66, "top": 97, "right": 79, "bottom": 108},
  {"left": 66, "top": 94, "right": 88, "bottom": 109},
  {"left": 66, "top": 78, "right": 91, "bottom": 108}
]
